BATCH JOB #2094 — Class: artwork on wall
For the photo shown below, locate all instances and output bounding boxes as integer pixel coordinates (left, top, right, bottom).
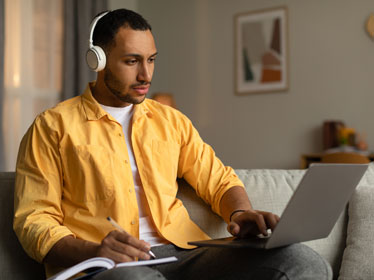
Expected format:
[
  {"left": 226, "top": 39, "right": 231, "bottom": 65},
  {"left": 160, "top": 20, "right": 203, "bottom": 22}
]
[
  {"left": 366, "top": 13, "right": 374, "bottom": 38},
  {"left": 234, "top": 7, "right": 288, "bottom": 95}
]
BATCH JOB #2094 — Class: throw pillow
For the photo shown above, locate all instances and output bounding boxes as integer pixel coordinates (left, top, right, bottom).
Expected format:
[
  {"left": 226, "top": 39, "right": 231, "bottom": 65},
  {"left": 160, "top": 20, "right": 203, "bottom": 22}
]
[{"left": 339, "top": 164, "right": 374, "bottom": 279}]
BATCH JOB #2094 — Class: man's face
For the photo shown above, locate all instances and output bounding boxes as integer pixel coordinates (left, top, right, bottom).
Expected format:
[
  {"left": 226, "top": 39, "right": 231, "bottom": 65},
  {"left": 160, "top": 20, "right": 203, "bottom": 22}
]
[{"left": 102, "top": 27, "right": 157, "bottom": 106}]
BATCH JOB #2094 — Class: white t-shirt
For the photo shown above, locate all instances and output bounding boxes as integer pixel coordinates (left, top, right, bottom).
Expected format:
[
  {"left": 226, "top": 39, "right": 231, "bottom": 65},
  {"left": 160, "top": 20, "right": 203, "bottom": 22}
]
[{"left": 100, "top": 103, "right": 167, "bottom": 246}]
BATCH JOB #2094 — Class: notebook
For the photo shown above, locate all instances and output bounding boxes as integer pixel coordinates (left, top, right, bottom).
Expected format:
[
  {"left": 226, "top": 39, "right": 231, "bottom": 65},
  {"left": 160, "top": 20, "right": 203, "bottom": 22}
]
[{"left": 188, "top": 163, "right": 368, "bottom": 249}]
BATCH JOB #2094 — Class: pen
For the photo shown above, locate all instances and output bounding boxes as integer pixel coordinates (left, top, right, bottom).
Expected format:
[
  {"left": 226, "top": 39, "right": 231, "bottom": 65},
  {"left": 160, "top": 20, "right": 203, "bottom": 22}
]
[{"left": 106, "top": 216, "right": 156, "bottom": 259}]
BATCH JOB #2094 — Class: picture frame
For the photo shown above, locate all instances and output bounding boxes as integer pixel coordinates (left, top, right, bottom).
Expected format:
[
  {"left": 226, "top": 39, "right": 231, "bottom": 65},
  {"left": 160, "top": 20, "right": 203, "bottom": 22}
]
[{"left": 234, "top": 7, "right": 288, "bottom": 95}]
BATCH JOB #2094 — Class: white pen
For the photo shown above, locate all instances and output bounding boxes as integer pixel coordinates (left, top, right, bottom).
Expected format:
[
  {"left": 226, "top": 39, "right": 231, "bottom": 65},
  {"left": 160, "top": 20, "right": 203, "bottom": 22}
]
[{"left": 106, "top": 216, "right": 156, "bottom": 259}]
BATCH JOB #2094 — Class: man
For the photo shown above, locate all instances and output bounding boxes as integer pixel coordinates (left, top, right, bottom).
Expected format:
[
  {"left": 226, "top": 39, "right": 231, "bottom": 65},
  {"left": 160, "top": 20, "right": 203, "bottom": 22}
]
[{"left": 14, "top": 9, "right": 332, "bottom": 280}]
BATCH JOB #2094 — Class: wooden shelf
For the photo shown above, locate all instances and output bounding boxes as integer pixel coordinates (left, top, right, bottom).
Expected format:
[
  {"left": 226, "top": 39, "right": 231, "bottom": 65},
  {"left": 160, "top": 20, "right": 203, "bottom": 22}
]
[{"left": 300, "top": 153, "right": 374, "bottom": 169}]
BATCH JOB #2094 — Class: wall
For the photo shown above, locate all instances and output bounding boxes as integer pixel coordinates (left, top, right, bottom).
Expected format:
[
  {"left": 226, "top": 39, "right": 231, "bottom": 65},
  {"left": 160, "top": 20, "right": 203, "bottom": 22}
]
[
  {"left": 109, "top": 0, "right": 138, "bottom": 12},
  {"left": 110, "top": 0, "right": 374, "bottom": 169}
]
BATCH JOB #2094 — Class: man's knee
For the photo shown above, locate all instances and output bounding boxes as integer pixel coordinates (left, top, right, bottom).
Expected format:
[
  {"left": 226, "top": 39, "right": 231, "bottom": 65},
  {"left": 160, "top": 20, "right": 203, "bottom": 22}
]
[
  {"left": 270, "top": 243, "right": 333, "bottom": 280},
  {"left": 92, "top": 266, "right": 166, "bottom": 280}
]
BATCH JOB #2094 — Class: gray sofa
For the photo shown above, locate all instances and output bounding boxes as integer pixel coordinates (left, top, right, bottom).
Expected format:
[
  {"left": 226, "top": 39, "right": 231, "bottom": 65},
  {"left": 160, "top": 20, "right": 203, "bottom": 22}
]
[
  {"left": 0, "top": 172, "right": 45, "bottom": 279},
  {"left": 2, "top": 166, "right": 374, "bottom": 279}
]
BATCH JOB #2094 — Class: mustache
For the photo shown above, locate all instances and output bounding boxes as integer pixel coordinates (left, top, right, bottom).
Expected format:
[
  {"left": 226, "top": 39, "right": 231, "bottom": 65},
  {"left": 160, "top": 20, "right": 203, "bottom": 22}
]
[{"left": 131, "top": 82, "right": 151, "bottom": 88}]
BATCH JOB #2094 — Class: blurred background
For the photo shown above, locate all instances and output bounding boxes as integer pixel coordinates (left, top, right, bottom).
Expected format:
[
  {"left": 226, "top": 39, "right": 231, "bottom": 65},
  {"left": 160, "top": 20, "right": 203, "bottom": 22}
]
[{"left": 1, "top": 0, "right": 374, "bottom": 171}]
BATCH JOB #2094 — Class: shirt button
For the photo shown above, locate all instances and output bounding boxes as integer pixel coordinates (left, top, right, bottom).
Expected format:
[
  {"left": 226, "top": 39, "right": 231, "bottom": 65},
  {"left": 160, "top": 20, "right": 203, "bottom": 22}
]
[
  {"left": 131, "top": 220, "right": 136, "bottom": 225},
  {"left": 129, "top": 189, "right": 132, "bottom": 193},
  {"left": 106, "top": 189, "right": 113, "bottom": 196},
  {"left": 118, "top": 133, "right": 122, "bottom": 137},
  {"left": 125, "top": 159, "right": 129, "bottom": 164}
]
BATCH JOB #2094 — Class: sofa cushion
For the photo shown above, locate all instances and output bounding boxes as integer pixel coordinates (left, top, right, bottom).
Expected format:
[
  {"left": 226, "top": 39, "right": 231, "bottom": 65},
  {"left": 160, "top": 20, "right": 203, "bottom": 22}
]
[
  {"left": 0, "top": 172, "right": 45, "bottom": 280},
  {"left": 338, "top": 163, "right": 374, "bottom": 280},
  {"left": 235, "top": 169, "right": 303, "bottom": 215}
]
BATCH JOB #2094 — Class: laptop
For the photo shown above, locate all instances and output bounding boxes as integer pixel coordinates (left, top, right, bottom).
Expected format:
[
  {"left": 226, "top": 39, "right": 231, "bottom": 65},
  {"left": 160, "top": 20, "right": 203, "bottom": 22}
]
[{"left": 188, "top": 163, "right": 368, "bottom": 249}]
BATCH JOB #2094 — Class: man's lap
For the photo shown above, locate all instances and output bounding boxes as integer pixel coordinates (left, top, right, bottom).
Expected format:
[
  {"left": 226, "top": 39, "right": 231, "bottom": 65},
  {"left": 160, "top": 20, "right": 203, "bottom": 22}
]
[{"left": 92, "top": 243, "right": 332, "bottom": 280}]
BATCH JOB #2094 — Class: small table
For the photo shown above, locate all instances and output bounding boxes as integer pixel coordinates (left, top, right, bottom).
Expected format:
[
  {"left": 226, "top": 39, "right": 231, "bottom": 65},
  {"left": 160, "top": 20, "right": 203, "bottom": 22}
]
[{"left": 300, "top": 153, "right": 374, "bottom": 169}]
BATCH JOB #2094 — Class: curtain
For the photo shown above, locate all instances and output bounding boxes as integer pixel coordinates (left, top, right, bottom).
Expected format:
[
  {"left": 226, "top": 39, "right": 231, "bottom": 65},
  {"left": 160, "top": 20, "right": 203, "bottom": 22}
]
[
  {"left": 0, "top": 0, "right": 5, "bottom": 171},
  {"left": 62, "top": 0, "right": 108, "bottom": 100},
  {"left": 3, "top": 0, "right": 63, "bottom": 171}
]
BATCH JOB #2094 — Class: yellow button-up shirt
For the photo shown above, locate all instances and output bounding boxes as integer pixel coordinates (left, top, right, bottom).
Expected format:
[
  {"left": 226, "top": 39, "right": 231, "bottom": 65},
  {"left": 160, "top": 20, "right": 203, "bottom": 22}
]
[{"left": 14, "top": 84, "right": 244, "bottom": 273}]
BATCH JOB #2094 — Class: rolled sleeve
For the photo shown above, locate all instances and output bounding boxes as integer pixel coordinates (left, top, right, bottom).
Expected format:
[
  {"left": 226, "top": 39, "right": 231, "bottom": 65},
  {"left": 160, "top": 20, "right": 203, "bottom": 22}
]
[{"left": 13, "top": 115, "right": 73, "bottom": 263}]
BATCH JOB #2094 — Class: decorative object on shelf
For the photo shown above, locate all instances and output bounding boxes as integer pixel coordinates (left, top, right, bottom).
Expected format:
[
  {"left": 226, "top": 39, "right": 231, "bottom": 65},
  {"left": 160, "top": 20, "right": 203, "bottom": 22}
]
[
  {"left": 323, "top": 121, "right": 345, "bottom": 150},
  {"left": 338, "top": 127, "right": 356, "bottom": 146},
  {"left": 322, "top": 121, "right": 369, "bottom": 153},
  {"left": 151, "top": 92, "right": 177, "bottom": 108},
  {"left": 366, "top": 13, "right": 374, "bottom": 38},
  {"left": 356, "top": 132, "right": 369, "bottom": 151},
  {"left": 234, "top": 7, "right": 288, "bottom": 95}
]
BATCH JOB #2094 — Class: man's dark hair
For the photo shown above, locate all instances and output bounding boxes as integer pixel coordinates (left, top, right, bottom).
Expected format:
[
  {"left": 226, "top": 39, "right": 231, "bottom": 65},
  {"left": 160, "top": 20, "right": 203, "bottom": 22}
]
[{"left": 93, "top": 9, "right": 152, "bottom": 51}]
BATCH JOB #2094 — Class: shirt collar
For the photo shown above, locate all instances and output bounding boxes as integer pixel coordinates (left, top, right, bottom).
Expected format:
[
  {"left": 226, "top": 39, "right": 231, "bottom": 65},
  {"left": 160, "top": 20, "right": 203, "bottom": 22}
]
[{"left": 81, "top": 82, "right": 151, "bottom": 122}]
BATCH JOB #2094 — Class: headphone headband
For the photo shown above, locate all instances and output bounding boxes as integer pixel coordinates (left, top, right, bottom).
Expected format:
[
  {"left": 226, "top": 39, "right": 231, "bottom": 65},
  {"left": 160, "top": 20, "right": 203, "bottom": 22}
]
[
  {"left": 88, "top": 11, "right": 110, "bottom": 48},
  {"left": 86, "top": 11, "right": 110, "bottom": 72}
]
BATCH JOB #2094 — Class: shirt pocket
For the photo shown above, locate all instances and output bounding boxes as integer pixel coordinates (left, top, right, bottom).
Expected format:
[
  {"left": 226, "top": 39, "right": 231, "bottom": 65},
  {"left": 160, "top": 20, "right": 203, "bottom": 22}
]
[
  {"left": 61, "top": 145, "right": 115, "bottom": 203},
  {"left": 151, "top": 140, "right": 180, "bottom": 193}
]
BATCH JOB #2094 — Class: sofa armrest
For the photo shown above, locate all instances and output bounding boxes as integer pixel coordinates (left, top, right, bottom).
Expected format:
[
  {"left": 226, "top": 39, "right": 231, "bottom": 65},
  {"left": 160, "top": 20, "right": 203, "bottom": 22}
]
[
  {"left": 0, "top": 172, "right": 45, "bottom": 280},
  {"left": 176, "top": 178, "right": 230, "bottom": 239}
]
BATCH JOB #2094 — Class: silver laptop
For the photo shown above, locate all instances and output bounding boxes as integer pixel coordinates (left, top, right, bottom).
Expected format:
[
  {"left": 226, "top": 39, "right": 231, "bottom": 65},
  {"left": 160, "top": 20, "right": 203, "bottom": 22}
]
[{"left": 188, "top": 163, "right": 368, "bottom": 249}]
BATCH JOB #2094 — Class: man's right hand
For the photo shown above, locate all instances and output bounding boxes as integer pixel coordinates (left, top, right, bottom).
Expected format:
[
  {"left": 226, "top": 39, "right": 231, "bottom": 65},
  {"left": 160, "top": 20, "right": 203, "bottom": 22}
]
[
  {"left": 96, "top": 230, "right": 152, "bottom": 263},
  {"left": 44, "top": 230, "right": 152, "bottom": 268}
]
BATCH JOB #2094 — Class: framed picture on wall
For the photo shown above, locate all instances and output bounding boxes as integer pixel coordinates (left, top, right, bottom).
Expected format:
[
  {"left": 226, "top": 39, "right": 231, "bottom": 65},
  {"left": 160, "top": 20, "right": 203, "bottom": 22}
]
[{"left": 234, "top": 7, "right": 288, "bottom": 95}]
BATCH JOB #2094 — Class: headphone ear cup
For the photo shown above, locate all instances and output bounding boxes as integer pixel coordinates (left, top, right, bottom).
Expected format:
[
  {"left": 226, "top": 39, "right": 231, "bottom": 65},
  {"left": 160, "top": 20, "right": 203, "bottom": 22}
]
[{"left": 86, "top": 46, "right": 106, "bottom": 72}]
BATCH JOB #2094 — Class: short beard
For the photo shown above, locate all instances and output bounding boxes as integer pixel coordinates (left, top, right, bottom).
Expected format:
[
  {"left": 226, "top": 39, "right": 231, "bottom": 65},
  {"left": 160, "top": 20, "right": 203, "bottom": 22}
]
[{"left": 104, "top": 68, "right": 148, "bottom": 105}]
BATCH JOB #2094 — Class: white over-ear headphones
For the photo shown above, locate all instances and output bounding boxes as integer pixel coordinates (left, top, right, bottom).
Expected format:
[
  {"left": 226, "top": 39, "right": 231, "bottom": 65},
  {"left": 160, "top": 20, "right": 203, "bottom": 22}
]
[{"left": 86, "top": 11, "right": 110, "bottom": 72}]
